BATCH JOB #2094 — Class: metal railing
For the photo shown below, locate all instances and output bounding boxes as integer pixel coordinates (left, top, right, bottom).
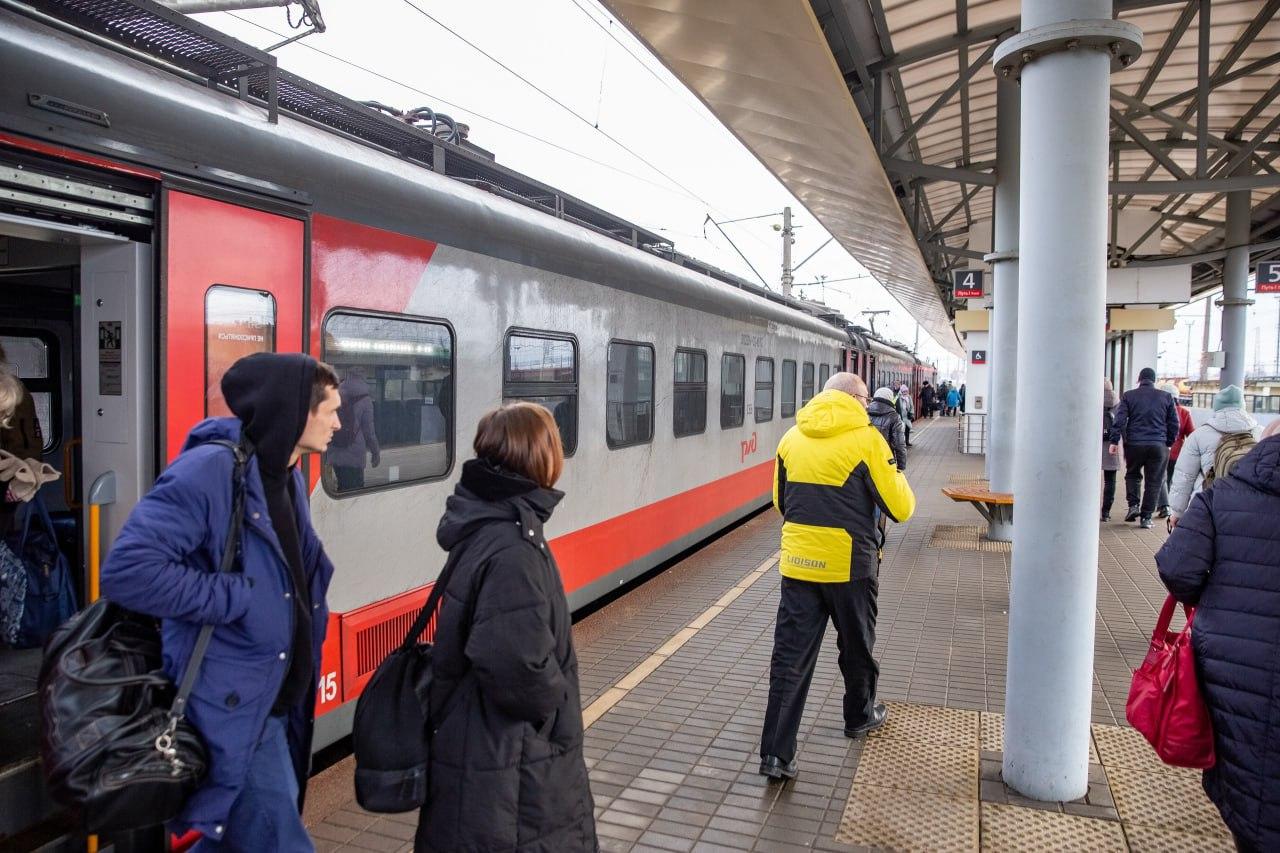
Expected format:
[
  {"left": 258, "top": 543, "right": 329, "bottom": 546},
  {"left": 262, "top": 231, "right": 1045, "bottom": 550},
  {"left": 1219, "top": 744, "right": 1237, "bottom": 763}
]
[
  {"left": 1191, "top": 392, "right": 1280, "bottom": 414},
  {"left": 957, "top": 412, "right": 988, "bottom": 455}
]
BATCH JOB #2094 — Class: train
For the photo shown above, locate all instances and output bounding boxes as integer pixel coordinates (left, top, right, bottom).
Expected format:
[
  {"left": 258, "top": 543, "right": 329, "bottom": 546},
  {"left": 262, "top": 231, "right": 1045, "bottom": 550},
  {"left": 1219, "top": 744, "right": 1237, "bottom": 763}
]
[{"left": 0, "top": 0, "right": 933, "bottom": 835}]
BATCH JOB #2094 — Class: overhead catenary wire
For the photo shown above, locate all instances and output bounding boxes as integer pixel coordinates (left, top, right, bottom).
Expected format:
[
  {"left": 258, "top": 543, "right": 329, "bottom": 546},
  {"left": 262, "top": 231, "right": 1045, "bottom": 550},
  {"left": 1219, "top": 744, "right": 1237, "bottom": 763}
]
[{"left": 223, "top": 11, "right": 707, "bottom": 203}]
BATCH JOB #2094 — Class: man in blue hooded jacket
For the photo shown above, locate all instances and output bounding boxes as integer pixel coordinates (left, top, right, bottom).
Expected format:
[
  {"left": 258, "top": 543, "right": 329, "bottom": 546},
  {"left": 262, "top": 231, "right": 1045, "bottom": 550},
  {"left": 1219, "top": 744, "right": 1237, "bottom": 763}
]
[{"left": 103, "top": 353, "right": 341, "bottom": 851}]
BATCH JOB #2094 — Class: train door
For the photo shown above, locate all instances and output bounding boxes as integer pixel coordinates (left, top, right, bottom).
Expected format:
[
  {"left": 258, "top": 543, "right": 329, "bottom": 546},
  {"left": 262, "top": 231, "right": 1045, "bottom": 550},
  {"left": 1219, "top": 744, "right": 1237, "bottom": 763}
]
[
  {"left": 161, "top": 189, "right": 305, "bottom": 460},
  {"left": 0, "top": 148, "right": 156, "bottom": 839}
]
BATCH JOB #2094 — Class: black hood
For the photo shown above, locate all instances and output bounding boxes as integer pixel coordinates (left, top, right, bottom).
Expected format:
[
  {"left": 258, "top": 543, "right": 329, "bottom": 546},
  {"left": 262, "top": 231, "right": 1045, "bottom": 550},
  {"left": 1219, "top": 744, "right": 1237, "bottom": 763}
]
[
  {"left": 437, "top": 458, "right": 563, "bottom": 552},
  {"left": 1233, "top": 436, "right": 1280, "bottom": 497},
  {"left": 221, "top": 352, "right": 317, "bottom": 473},
  {"left": 866, "top": 398, "right": 897, "bottom": 416}
]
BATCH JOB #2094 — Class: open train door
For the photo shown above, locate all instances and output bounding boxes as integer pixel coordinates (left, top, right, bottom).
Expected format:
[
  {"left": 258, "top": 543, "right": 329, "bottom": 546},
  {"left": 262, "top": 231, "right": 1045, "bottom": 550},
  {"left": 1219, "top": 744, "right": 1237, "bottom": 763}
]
[{"left": 162, "top": 189, "right": 305, "bottom": 460}]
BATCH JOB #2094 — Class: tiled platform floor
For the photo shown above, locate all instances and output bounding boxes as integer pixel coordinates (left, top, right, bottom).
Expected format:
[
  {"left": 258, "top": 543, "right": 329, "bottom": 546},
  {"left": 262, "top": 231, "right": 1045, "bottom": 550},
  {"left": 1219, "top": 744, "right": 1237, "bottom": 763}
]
[{"left": 306, "top": 416, "right": 1219, "bottom": 851}]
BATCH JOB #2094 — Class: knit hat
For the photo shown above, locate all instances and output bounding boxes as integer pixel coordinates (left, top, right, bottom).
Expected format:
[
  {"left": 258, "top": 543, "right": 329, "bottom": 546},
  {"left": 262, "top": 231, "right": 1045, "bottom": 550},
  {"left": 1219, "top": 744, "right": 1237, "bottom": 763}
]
[
  {"left": 1138, "top": 367, "right": 1156, "bottom": 383},
  {"left": 1213, "top": 384, "right": 1244, "bottom": 411},
  {"left": 873, "top": 387, "right": 896, "bottom": 403}
]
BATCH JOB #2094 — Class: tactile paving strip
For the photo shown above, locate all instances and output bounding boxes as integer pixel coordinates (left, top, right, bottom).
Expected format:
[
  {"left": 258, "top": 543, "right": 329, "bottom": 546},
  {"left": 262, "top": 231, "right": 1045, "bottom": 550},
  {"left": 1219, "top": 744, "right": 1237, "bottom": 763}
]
[
  {"left": 1106, "top": 765, "right": 1232, "bottom": 837},
  {"left": 979, "top": 803, "right": 1127, "bottom": 851},
  {"left": 853, "top": 737, "right": 978, "bottom": 800},
  {"left": 836, "top": 784, "right": 978, "bottom": 851},
  {"left": 928, "top": 524, "right": 1012, "bottom": 553},
  {"left": 1124, "top": 825, "right": 1236, "bottom": 852},
  {"left": 1092, "top": 724, "right": 1197, "bottom": 777},
  {"left": 871, "top": 701, "right": 980, "bottom": 747},
  {"left": 980, "top": 712, "right": 1004, "bottom": 753}
]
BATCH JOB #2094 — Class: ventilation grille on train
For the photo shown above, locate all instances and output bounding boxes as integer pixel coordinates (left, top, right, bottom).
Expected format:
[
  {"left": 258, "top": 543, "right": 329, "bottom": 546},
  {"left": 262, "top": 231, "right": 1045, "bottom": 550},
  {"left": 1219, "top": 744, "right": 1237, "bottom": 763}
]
[{"left": 339, "top": 582, "right": 435, "bottom": 701}]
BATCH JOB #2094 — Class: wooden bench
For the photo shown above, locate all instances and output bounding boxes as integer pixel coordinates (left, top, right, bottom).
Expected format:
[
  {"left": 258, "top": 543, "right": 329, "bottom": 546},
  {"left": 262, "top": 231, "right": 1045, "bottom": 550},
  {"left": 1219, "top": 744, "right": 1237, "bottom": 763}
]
[{"left": 942, "top": 485, "right": 1014, "bottom": 542}]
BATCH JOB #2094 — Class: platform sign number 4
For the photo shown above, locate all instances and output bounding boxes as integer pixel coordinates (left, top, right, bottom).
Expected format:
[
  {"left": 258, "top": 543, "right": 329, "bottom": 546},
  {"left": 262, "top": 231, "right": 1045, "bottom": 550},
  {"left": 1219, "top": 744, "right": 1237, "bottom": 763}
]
[
  {"left": 1258, "top": 261, "right": 1280, "bottom": 294},
  {"left": 953, "top": 269, "right": 984, "bottom": 299}
]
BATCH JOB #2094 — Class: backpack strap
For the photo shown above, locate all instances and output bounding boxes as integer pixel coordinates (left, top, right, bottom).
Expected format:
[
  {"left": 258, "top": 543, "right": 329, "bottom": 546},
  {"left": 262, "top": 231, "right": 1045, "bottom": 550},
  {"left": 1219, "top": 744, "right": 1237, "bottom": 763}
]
[{"left": 166, "top": 438, "right": 252, "bottom": 727}]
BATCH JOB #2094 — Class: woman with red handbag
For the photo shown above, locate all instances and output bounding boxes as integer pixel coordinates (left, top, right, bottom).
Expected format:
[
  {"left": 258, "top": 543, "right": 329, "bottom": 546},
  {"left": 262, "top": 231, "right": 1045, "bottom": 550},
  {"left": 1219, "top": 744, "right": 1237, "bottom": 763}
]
[{"left": 1156, "top": 430, "right": 1280, "bottom": 852}]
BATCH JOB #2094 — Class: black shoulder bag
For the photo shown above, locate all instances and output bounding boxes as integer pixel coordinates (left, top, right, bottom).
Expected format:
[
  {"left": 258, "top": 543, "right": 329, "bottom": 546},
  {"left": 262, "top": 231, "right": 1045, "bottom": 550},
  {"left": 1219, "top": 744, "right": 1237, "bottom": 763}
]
[
  {"left": 352, "top": 547, "right": 470, "bottom": 813},
  {"left": 38, "top": 439, "right": 250, "bottom": 832}
]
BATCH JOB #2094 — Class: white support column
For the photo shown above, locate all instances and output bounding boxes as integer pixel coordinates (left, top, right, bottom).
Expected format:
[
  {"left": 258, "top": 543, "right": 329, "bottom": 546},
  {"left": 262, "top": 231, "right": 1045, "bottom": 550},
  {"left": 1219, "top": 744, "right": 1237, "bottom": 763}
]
[
  {"left": 987, "top": 75, "right": 1020, "bottom": 494},
  {"left": 995, "top": 1, "right": 1141, "bottom": 802},
  {"left": 1220, "top": 185, "right": 1251, "bottom": 389}
]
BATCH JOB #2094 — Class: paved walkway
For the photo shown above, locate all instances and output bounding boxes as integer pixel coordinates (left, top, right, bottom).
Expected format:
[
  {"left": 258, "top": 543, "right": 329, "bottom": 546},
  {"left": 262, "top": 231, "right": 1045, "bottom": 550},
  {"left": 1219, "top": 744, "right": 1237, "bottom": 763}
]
[{"left": 305, "top": 416, "right": 1229, "bottom": 851}]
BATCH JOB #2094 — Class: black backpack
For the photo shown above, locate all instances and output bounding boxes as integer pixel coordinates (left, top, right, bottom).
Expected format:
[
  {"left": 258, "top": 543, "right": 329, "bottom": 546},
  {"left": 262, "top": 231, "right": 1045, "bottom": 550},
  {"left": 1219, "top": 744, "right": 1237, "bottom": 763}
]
[
  {"left": 353, "top": 547, "right": 471, "bottom": 813},
  {"left": 38, "top": 439, "right": 249, "bottom": 832}
]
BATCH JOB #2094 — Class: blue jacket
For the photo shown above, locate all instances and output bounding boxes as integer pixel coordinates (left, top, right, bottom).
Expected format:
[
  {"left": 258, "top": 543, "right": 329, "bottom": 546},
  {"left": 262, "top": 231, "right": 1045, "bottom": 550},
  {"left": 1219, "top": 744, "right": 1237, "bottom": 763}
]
[
  {"left": 1156, "top": 436, "right": 1280, "bottom": 848},
  {"left": 101, "top": 418, "right": 334, "bottom": 840},
  {"left": 1109, "top": 379, "right": 1179, "bottom": 446}
]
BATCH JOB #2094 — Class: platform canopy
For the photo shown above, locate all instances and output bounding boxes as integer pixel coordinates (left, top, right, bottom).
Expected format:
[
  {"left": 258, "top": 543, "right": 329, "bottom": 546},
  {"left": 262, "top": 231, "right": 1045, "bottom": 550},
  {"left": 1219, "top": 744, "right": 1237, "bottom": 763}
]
[{"left": 600, "top": 0, "right": 1280, "bottom": 346}]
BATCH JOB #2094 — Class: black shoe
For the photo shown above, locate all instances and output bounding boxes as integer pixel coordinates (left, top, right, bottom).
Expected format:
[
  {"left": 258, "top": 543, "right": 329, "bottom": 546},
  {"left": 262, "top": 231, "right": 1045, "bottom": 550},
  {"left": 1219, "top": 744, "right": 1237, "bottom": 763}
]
[
  {"left": 1156, "top": 506, "right": 1170, "bottom": 519},
  {"left": 1124, "top": 506, "right": 1141, "bottom": 522},
  {"left": 1140, "top": 516, "right": 1154, "bottom": 529},
  {"left": 1101, "top": 512, "right": 1110, "bottom": 522},
  {"left": 759, "top": 755, "right": 798, "bottom": 781},
  {"left": 845, "top": 702, "right": 888, "bottom": 737}
]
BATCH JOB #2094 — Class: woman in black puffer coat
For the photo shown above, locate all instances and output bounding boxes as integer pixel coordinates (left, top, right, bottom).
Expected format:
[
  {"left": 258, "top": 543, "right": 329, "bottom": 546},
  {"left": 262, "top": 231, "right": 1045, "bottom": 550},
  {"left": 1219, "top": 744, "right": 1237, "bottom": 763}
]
[
  {"left": 415, "top": 402, "right": 597, "bottom": 852},
  {"left": 1156, "top": 435, "right": 1280, "bottom": 852}
]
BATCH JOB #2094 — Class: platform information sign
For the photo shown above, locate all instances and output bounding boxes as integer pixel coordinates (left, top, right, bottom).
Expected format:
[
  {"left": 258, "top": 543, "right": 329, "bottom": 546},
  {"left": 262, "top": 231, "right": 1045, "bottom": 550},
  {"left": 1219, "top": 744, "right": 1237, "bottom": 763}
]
[
  {"left": 1258, "top": 261, "right": 1280, "bottom": 294},
  {"left": 953, "top": 269, "right": 984, "bottom": 299}
]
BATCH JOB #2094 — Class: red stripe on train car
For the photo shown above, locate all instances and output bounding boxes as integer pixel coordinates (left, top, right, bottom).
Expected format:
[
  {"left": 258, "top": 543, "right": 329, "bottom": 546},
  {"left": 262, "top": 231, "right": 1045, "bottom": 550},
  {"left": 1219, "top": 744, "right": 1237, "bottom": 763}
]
[
  {"left": 0, "top": 131, "right": 162, "bottom": 179},
  {"left": 324, "top": 459, "right": 775, "bottom": 709}
]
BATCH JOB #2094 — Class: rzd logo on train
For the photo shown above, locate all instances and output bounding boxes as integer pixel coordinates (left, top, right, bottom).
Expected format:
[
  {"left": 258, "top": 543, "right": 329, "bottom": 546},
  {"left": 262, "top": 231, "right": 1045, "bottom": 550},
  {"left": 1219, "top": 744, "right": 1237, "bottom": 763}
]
[{"left": 740, "top": 432, "right": 758, "bottom": 462}]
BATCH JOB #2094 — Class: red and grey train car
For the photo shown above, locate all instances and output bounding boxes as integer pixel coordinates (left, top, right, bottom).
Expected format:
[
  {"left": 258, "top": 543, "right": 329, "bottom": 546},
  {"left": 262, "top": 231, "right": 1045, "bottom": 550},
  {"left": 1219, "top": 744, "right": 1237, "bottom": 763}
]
[{"left": 0, "top": 1, "right": 930, "bottom": 828}]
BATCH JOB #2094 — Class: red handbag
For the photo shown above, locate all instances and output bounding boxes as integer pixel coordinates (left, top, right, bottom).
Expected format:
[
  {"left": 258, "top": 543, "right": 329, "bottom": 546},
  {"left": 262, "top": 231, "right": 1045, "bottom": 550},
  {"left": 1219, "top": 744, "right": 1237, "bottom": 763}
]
[{"left": 1126, "top": 594, "right": 1215, "bottom": 769}]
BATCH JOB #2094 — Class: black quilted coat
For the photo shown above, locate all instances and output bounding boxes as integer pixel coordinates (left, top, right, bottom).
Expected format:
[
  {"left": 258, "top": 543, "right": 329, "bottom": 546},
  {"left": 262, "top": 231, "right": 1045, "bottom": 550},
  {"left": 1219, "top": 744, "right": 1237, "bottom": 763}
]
[
  {"left": 414, "top": 458, "right": 597, "bottom": 853},
  {"left": 1156, "top": 436, "right": 1280, "bottom": 849}
]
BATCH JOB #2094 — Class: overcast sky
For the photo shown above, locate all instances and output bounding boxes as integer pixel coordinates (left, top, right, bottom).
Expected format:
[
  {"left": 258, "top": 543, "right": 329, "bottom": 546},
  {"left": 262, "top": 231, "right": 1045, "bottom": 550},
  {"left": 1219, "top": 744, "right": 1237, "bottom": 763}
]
[{"left": 192, "top": 0, "right": 967, "bottom": 379}]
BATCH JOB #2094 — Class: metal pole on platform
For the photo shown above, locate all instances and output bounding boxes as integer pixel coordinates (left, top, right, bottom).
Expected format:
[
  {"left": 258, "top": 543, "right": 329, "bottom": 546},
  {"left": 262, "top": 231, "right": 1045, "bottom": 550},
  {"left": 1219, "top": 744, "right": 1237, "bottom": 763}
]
[
  {"left": 1220, "top": 181, "right": 1252, "bottom": 389},
  {"left": 987, "top": 75, "right": 1020, "bottom": 495},
  {"left": 997, "top": 0, "right": 1140, "bottom": 802}
]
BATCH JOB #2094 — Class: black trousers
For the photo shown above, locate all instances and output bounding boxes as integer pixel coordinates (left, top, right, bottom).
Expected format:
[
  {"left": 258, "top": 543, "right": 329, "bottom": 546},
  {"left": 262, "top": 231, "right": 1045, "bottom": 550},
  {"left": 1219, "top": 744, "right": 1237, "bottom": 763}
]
[
  {"left": 904, "top": 421, "right": 912, "bottom": 445},
  {"left": 1124, "top": 443, "right": 1169, "bottom": 516},
  {"left": 1101, "top": 469, "right": 1117, "bottom": 515},
  {"left": 761, "top": 576, "right": 878, "bottom": 764}
]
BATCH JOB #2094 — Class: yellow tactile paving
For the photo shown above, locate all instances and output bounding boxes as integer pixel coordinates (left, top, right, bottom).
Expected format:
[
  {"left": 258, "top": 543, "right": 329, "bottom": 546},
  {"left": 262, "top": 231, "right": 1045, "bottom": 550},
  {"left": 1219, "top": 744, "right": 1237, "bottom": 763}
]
[
  {"left": 854, "top": 736, "right": 979, "bottom": 800},
  {"left": 836, "top": 784, "right": 979, "bottom": 851},
  {"left": 929, "top": 523, "right": 1013, "bottom": 553},
  {"left": 871, "top": 701, "right": 980, "bottom": 747},
  {"left": 980, "top": 803, "right": 1127, "bottom": 851},
  {"left": 1106, "top": 765, "right": 1232, "bottom": 839},
  {"left": 1092, "top": 723, "right": 1199, "bottom": 777}
]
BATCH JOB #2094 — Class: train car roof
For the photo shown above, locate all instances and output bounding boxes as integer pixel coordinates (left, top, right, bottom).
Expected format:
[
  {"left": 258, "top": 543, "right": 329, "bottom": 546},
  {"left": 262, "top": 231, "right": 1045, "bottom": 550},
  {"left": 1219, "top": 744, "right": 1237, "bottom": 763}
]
[{"left": 0, "top": 2, "right": 848, "bottom": 344}]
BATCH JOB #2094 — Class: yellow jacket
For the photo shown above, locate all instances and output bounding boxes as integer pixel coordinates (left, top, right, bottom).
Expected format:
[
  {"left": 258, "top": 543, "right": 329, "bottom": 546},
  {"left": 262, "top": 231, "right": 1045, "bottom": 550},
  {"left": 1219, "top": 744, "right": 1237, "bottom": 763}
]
[{"left": 774, "top": 389, "right": 916, "bottom": 582}]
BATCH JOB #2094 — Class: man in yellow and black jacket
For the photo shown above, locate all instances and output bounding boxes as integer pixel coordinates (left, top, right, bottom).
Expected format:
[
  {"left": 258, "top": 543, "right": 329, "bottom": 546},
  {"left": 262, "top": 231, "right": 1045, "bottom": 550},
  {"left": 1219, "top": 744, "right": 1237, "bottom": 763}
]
[{"left": 759, "top": 372, "right": 915, "bottom": 781}]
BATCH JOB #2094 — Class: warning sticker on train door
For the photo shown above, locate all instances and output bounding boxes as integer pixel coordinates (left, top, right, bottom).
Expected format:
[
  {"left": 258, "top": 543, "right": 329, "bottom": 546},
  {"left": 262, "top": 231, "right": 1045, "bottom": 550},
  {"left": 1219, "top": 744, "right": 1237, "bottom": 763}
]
[{"left": 99, "top": 320, "right": 123, "bottom": 396}]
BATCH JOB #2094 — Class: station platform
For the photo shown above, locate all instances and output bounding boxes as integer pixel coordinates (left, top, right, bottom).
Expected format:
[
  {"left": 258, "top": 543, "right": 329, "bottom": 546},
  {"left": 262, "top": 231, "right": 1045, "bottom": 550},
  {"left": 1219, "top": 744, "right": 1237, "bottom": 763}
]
[{"left": 303, "top": 417, "right": 1231, "bottom": 852}]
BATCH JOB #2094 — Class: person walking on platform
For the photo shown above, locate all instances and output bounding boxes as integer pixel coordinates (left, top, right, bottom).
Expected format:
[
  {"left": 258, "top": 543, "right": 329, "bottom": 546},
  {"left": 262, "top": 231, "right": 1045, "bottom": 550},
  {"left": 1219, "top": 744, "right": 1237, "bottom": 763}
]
[
  {"left": 896, "top": 383, "right": 915, "bottom": 447},
  {"left": 1101, "top": 378, "right": 1121, "bottom": 522},
  {"left": 1107, "top": 367, "right": 1178, "bottom": 529},
  {"left": 946, "top": 385, "right": 960, "bottom": 417},
  {"left": 867, "top": 387, "right": 907, "bottom": 471},
  {"left": 920, "top": 381, "right": 936, "bottom": 419},
  {"left": 760, "top": 373, "right": 916, "bottom": 781},
  {"left": 102, "top": 353, "right": 342, "bottom": 852},
  {"left": 415, "top": 402, "right": 596, "bottom": 852},
  {"left": 1155, "top": 382, "right": 1195, "bottom": 518},
  {"left": 1167, "top": 385, "right": 1260, "bottom": 530},
  {"left": 1156, "top": 431, "right": 1280, "bottom": 852}
]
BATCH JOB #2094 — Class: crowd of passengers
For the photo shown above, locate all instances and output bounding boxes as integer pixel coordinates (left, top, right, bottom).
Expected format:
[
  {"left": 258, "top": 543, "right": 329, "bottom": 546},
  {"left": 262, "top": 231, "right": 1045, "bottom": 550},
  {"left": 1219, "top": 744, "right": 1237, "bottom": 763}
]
[{"left": 3, "top": 349, "right": 1279, "bottom": 851}]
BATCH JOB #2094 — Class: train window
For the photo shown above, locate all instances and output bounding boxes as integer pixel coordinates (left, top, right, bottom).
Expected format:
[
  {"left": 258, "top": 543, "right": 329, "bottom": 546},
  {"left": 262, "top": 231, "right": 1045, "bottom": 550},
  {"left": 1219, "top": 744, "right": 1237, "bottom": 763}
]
[
  {"left": 781, "top": 360, "right": 797, "bottom": 419},
  {"left": 321, "top": 311, "right": 454, "bottom": 495},
  {"left": 754, "top": 357, "right": 774, "bottom": 423},
  {"left": 720, "top": 353, "right": 745, "bottom": 429},
  {"left": 801, "top": 362, "right": 815, "bottom": 406},
  {"left": 673, "top": 348, "right": 707, "bottom": 438},
  {"left": 0, "top": 332, "right": 57, "bottom": 452},
  {"left": 205, "top": 285, "right": 276, "bottom": 417},
  {"left": 503, "top": 330, "right": 577, "bottom": 456},
  {"left": 819, "top": 363, "right": 830, "bottom": 388},
  {"left": 606, "top": 340, "right": 654, "bottom": 449}
]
